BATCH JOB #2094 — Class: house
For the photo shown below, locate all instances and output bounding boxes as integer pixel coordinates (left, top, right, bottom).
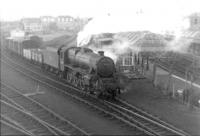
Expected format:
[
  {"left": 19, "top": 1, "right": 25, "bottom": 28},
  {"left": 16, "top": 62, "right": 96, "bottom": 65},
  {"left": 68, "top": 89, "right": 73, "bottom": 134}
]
[
  {"left": 56, "top": 16, "right": 74, "bottom": 30},
  {"left": 21, "top": 18, "right": 43, "bottom": 33},
  {"left": 40, "top": 16, "right": 56, "bottom": 32}
]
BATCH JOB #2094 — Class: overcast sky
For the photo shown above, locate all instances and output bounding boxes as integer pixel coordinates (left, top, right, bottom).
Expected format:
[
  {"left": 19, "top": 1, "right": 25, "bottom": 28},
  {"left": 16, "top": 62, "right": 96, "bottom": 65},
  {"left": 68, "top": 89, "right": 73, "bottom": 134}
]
[{"left": 1, "top": 0, "right": 200, "bottom": 21}]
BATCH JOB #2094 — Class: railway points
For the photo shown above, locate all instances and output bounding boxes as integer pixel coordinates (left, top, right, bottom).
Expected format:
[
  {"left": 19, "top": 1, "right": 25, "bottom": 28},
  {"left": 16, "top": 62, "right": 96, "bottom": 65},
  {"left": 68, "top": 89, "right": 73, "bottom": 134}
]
[
  {"left": 1, "top": 100, "right": 59, "bottom": 135},
  {"left": 1, "top": 82, "right": 89, "bottom": 135},
  {"left": 2, "top": 14, "right": 200, "bottom": 135},
  {"left": 1, "top": 54, "right": 141, "bottom": 135},
  {"left": 0, "top": 119, "right": 32, "bottom": 136},
  {"left": 1, "top": 57, "right": 146, "bottom": 135}
]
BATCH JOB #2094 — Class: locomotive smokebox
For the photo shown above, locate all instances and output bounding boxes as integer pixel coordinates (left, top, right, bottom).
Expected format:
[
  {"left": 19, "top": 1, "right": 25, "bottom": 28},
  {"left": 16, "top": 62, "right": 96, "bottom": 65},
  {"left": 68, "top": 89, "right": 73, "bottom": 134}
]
[{"left": 98, "top": 51, "right": 104, "bottom": 56}]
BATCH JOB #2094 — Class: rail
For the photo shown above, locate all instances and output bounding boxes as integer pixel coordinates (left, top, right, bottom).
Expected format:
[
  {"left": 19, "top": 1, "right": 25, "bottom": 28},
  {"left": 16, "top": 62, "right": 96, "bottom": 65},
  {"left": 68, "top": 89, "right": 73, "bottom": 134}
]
[
  {"left": 1, "top": 82, "right": 89, "bottom": 135},
  {"left": 1, "top": 51, "right": 189, "bottom": 135}
]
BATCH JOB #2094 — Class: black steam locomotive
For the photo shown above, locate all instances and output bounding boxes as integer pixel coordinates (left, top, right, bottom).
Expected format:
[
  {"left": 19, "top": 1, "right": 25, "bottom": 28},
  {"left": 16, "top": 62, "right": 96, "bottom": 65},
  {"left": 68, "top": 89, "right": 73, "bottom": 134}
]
[
  {"left": 58, "top": 47, "right": 120, "bottom": 98},
  {"left": 6, "top": 37, "right": 120, "bottom": 99}
]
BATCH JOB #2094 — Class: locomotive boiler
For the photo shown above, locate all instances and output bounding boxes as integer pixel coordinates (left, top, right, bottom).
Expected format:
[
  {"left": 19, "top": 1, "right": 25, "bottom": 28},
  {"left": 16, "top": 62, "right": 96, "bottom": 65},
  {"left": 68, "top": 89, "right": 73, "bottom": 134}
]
[
  {"left": 62, "top": 47, "right": 120, "bottom": 98},
  {"left": 66, "top": 47, "right": 115, "bottom": 77}
]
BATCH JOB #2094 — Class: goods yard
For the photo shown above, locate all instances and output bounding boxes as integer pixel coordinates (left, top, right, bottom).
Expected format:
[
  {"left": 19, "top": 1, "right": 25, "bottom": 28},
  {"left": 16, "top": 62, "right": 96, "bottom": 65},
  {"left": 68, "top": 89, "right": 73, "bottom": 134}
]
[
  {"left": 1, "top": 31, "right": 199, "bottom": 136},
  {"left": 1, "top": 11, "right": 200, "bottom": 135}
]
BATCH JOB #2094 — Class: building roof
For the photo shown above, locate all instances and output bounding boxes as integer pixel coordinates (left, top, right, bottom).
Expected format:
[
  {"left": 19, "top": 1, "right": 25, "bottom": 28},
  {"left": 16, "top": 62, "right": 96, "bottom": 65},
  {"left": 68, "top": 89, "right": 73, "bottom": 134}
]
[
  {"left": 57, "top": 15, "right": 73, "bottom": 18},
  {"left": 189, "top": 13, "right": 200, "bottom": 18},
  {"left": 182, "top": 30, "right": 200, "bottom": 39},
  {"left": 114, "top": 31, "right": 167, "bottom": 52},
  {"left": 182, "top": 30, "right": 200, "bottom": 43},
  {"left": 40, "top": 16, "right": 54, "bottom": 18}
]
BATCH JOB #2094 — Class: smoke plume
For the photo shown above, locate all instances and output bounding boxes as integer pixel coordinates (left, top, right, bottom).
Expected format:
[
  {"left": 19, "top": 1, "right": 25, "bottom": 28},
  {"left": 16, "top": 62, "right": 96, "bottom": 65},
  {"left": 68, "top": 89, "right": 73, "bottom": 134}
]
[{"left": 78, "top": 12, "right": 191, "bottom": 60}]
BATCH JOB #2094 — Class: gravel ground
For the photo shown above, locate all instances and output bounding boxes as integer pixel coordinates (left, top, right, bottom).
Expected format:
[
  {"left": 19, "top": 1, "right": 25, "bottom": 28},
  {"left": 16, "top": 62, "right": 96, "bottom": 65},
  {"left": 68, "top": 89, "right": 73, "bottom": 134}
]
[
  {"left": 1, "top": 60, "right": 137, "bottom": 135},
  {"left": 120, "top": 79, "right": 200, "bottom": 135},
  {"left": 1, "top": 123, "right": 27, "bottom": 136}
]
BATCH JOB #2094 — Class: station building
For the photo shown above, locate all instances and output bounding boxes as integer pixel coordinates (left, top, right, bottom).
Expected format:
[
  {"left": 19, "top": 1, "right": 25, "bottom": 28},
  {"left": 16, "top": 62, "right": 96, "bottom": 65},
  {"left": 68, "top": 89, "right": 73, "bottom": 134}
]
[
  {"left": 113, "top": 31, "right": 166, "bottom": 73},
  {"left": 81, "top": 32, "right": 167, "bottom": 77}
]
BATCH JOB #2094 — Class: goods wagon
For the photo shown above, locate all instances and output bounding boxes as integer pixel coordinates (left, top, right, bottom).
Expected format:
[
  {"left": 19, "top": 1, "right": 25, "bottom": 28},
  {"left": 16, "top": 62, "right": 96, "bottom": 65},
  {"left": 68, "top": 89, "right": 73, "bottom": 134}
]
[
  {"left": 22, "top": 36, "right": 42, "bottom": 49},
  {"left": 6, "top": 36, "right": 42, "bottom": 56},
  {"left": 42, "top": 47, "right": 59, "bottom": 70},
  {"left": 6, "top": 35, "right": 120, "bottom": 99},
  {"left": 7, "top": 40, "right": 23, "bottom": 55},
  {"left": 31, "top": 49, "right": 43, "bottom": 64},
  {"left": 23, "top": 49, "right": 32, "bottom": 60}
]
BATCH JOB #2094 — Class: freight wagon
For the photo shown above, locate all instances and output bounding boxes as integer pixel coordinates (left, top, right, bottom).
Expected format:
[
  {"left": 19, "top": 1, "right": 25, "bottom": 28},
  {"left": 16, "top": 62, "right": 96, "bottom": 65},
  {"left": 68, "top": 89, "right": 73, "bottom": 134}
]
[
  {"left": 42, "top": 47, "right": 60, "bottom": 72},
  {"left": 6, "top": 36, "right": 121, "bottom": 99},
  {"left": 6, "top": 36, "right": 42, "bottom": 56},
  {"left": 30, "top": 49, "right": 43, "bottom": 64}
]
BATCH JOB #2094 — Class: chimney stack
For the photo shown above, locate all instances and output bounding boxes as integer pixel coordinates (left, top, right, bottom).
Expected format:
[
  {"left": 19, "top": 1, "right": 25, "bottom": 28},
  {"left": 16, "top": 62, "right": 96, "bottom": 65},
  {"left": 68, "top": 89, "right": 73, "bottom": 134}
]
[{"left": 98, "top": 51, "right": 104, "bottom": 56}]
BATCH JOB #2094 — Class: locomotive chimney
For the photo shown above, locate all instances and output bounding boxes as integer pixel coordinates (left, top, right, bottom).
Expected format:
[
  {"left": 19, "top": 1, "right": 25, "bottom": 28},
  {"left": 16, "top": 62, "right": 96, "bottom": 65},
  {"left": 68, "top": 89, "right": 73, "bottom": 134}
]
[{"left": 98, "top": 51, "right": 104, "bottom": 56}]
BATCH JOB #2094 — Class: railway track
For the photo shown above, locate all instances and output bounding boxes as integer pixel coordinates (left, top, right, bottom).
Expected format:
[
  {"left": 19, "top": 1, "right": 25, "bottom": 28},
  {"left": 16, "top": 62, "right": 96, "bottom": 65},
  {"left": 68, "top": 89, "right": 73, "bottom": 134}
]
[
  {"left": 1, "top": 51, "right": 190, "bottom": 135},
  {"left": 1, "top": 100, "right": 59, "bottom": 135},
  {"left": 0, "top": 93, "right": 68, "bottom": 136},
  {"left": 104, "top": 98, "right": 190, "bottom": 136},
  {"left": 1, "top": 92, "right": 26, "bottom": 110},
  {"left": 1, "top": 82, "right": 89, "bottom": 135},
  {"left": 156, "top": 52, "right": 200, "bottom": 81},
  {"left": 1, "top": 59, "right": 147, "bottom": 135},
  {"left": 1, "top": 51, "right": 148, "bottom": 135},
  {"left": 0, "top": 119, "right": 32, "bottom": 136}
]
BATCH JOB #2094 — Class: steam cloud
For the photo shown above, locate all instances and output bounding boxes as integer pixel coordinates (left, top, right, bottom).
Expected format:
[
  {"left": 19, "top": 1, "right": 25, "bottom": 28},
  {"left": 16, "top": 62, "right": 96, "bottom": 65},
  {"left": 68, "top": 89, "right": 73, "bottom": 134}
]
[
  {"left": 78, "top": 12, "right": 191, "bottom": 60},
  {"left": 83, "top": 39, "right": 141, "bottom": 62}
]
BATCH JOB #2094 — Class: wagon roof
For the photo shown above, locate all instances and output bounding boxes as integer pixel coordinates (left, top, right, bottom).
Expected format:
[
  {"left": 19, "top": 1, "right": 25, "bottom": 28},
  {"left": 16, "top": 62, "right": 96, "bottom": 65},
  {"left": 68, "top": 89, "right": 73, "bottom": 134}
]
[
  {"left": 22, "top": 39, "right": 42, "bottom": 49},
  {"left": 6, "top": 37, "right": 27, "bottom": 42}
]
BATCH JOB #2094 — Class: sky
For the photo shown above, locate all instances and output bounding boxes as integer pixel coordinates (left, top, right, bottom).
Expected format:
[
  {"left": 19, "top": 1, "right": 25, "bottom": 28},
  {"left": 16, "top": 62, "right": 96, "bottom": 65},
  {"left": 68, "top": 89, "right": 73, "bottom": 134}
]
[
  {"left": 1, "top": 0, "right": 200, "bottom": 39},
  {"left": 1, "top": 0, "right": 200, "bottom": 21}
]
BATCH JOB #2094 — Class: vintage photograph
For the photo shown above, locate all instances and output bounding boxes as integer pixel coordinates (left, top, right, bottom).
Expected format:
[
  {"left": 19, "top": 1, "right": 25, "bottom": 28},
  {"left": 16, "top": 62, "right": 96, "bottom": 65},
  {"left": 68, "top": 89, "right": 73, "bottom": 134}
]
[{"left": 0, "top": 0, "right": 200, "bottom": 135}]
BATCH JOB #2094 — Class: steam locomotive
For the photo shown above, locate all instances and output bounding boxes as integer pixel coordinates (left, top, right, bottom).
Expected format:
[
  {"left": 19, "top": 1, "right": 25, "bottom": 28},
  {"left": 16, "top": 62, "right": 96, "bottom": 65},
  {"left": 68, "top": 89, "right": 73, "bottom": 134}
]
[{"left": 5, "top": 37, "right": 121, "bottom": 99}]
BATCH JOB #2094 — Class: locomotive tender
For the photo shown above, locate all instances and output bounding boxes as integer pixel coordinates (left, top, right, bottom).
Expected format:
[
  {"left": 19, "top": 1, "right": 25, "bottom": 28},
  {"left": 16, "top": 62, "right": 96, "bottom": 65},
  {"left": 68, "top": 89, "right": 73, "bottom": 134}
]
[{"left": 6, "top": 37, "right": 120, "bottom": 99}]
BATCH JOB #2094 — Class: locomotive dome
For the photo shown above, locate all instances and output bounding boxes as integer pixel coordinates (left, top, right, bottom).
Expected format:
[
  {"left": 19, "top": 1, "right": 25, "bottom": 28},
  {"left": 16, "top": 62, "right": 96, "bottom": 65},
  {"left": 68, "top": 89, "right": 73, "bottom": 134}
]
[{"left": 96, "top": 56, "right": 115, "bottom": 77}]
